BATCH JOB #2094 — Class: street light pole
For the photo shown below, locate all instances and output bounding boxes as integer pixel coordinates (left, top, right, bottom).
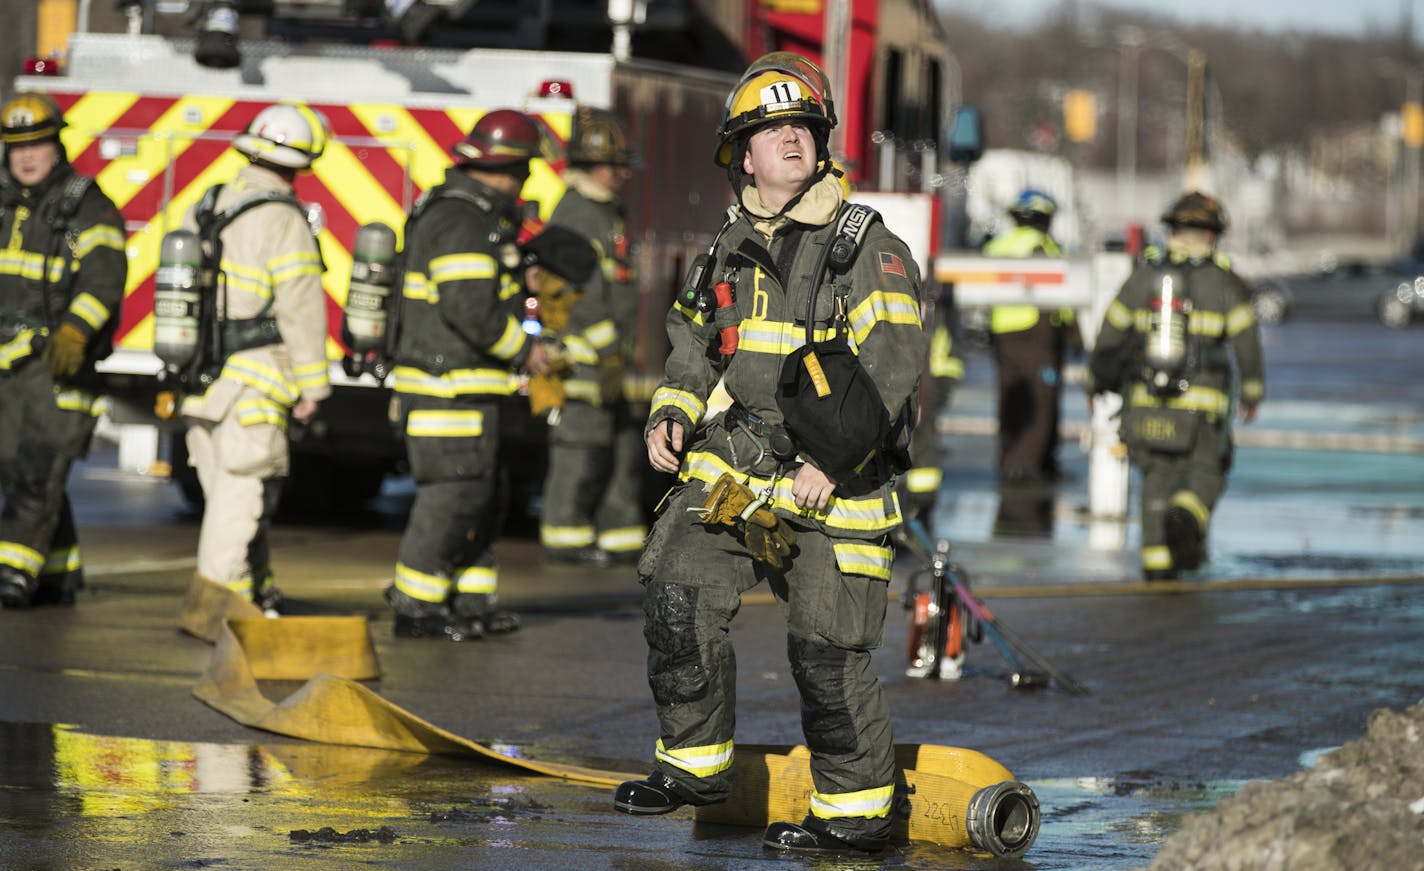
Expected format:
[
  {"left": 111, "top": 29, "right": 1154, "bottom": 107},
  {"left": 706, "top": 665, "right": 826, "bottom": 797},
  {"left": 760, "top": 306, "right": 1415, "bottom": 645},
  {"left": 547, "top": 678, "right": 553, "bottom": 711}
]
[
  {"left": 1405, "top": 69, "right": 1422, "bottom": 252},
  {"left": 1115, "top": 26, "right": 1143, "bottom": 220}
]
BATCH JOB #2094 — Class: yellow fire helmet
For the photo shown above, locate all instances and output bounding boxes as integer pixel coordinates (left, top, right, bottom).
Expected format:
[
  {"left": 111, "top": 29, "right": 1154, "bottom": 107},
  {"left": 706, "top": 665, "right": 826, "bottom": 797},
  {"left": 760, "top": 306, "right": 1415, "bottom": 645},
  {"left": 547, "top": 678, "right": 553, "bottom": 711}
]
[
  {"left": 715, "top": 51, "right": 836, "bottom": 168},
  {"left": 1, "top": 92, "right": 66, "bottom": 145}
]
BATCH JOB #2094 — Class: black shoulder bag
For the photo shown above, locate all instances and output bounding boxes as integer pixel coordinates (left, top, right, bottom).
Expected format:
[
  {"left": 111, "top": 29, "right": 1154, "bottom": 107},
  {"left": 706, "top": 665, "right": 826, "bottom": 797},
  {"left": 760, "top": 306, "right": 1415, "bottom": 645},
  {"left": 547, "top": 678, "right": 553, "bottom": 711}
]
[{"left": 775, "top": 204, "right": 890, "bottom": 480}]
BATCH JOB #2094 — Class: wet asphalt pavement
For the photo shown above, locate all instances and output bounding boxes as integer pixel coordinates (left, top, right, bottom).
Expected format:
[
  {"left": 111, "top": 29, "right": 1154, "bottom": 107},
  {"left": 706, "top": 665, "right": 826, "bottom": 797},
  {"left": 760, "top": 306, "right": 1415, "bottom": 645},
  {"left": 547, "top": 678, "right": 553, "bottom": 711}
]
[{"left": 1, "top": 318, "right": 1423, "bottom": 870}]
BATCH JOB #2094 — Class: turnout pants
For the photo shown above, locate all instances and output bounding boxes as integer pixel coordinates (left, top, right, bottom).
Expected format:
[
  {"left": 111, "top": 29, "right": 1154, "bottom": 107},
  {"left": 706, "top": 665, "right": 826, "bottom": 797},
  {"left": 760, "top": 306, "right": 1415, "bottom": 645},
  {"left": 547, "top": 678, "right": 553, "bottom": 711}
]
[
  {"left": 185, "top": 411, "right": 286, "bottom": 599},
  {"left": 993, "top": 320, "right": 1063, "bottom": 480},
  {"left": 392, "top": 395, "right": 503, "bottom": 616},
  {"left": 540, "top": 398, "right": 648, "bottom": 558},
  {"left": 1132, "top": 416, "right": 1229, "bottom": 575},
  {"left": 637, "top": 484, "right": 895, "bottom": 842},
  {"left": 596, "top": 400, "right": 650, "bottom": 556},
  {"left": 0, "top": 364, "right": 94, "bottom": 596}
]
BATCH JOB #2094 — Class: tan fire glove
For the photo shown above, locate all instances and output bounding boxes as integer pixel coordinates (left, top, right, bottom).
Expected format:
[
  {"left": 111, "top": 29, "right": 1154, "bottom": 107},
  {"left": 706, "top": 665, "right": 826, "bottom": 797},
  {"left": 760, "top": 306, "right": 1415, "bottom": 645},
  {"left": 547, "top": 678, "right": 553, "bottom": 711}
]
[
  {"left": 528, "top": 373, "right": 566, "bottom": 418},
  {"left": 695, "top": 472, "right": 796, "bottom": 569},
  {"left": 43, "top": 322, "right": 87, "bottom": 379}
]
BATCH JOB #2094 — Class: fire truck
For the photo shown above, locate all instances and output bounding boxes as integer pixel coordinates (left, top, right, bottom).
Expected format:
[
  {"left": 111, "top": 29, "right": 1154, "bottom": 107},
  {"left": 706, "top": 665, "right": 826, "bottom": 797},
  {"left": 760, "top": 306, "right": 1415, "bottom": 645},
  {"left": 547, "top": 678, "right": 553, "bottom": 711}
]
[{"left": 13, "top": 0, "right": 970, "bottom": 516}]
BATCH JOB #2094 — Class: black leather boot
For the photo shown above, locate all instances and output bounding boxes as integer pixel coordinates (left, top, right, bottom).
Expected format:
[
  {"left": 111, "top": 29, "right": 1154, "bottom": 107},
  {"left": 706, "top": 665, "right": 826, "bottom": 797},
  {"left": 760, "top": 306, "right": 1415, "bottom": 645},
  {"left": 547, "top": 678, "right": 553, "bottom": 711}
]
[
  {"left": 253, "top": 584, "right": 286, "bottom": 616},
  {"left": 392, "top": 612, "right": 486, "bottom": 642},
  {"left": 1164, "top": 506, "right": 1206, "bottom": 570},
  {"left": 612, "top": 772, "right": 688, "bottom": 815},
  {"left": 0, "top": 566, "right": 38, "bottom": 609},
  {"left": 762, "top": 816, "right": 887, "bottom": 854}
]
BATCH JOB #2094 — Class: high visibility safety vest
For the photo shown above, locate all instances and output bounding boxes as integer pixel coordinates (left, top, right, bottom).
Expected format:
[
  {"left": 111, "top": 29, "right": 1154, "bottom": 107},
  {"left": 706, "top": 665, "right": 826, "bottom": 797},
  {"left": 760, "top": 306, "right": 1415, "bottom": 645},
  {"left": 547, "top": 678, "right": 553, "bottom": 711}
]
[{"left": 983, "top": 226, "right": 1062, "bottom": 334}]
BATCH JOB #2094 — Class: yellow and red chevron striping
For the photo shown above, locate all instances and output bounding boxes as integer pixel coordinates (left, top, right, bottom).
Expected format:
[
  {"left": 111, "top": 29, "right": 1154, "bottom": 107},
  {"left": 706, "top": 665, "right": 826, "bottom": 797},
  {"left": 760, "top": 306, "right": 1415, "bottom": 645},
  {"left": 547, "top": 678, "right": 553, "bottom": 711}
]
[{"left": 48, "top": 90, "right": 572, "bottom": 358}]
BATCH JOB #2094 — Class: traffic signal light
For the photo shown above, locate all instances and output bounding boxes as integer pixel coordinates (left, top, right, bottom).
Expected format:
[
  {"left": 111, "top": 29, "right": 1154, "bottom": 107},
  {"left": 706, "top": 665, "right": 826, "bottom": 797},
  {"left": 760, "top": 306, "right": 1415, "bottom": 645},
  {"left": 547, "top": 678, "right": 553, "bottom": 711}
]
[{"left": 1064, "top": 90, "right": 1096, "bottom": 143}]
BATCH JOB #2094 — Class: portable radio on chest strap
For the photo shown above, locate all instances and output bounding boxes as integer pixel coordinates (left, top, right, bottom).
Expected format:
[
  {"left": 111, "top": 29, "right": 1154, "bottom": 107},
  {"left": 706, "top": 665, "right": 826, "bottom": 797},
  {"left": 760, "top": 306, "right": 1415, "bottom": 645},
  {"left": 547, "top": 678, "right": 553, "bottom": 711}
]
[{"left": 27, "top": 175, "right": 114, "bottom": 366}]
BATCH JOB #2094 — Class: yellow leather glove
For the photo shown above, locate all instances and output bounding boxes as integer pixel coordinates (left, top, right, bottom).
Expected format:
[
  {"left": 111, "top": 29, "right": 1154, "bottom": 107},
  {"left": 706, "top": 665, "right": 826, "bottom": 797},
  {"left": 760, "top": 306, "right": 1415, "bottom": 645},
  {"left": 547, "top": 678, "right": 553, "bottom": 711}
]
[
  {"left": 744, "top": 518, "right": 795, "bottom": 570},
  {"left": 598, "top": 354, "right": 624, "bottom": 404},
  {"left": 43, "top": 322, "right": 88, "bottom": 379},
  {"left": 697, "top": 473, "right": 751, "bottom": 527},
  {"left": 154, "top": 391, "right": 178, "bottom": 421},
  {"left": 696, "top": 473, "right": 796, "bottom": 567},
  {"left": 528, "top": 373, "right": 567, "bottom": 418}
]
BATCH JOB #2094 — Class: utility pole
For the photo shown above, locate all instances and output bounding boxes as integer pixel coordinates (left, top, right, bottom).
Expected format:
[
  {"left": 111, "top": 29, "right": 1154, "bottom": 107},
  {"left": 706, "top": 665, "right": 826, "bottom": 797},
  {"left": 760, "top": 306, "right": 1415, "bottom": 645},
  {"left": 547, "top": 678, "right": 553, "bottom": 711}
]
[
  {"left": 1404, "top": 69, "right": 1423, "bottom": 253},
  {"left": 1183, "top": 47, "right": 1207, "bottom": 188},
  {"left": 1114, "top": 26, "right": 1143, "bottom": 221},
  {"left": 824, "top": 0, "right": 851, "bottom": 173}
]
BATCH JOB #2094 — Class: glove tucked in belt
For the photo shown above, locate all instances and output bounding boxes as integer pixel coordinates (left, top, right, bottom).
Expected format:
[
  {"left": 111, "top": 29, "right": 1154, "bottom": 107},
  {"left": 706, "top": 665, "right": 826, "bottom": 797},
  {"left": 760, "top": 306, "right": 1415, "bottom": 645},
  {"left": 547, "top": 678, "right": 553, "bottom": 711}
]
[{"left": 693, "top": 472, "right": 796, "bottom": 569}]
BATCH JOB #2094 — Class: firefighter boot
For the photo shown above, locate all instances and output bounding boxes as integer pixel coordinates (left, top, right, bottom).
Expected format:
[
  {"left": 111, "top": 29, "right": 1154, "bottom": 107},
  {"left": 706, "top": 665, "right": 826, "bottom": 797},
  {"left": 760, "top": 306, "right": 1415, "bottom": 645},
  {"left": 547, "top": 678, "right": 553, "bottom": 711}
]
[
  {"left": 763, "top": 816, "right": 888, "bottom": 854},
  {"left": 612, "top": 772, "right": 690, "bottom": 815},
  {"left": 386, "top": 585, "right": 485, "bottom": 641},
  {"left": 1164, "top": 507, "right": 1206, "bottom": 571},
  {"left": 451, "top": 592, "right": 521, "bottom": 634},
  {"left": 253, "top": 584, "right": 286, "bottom": 617},
  {"left": 542, "top": 546, "right": 611, "bottom": 568},
  {"left": 392, "top": 612, "right": 486, "bottom": 642},
  {"left": 0, "top": 565, "right": 38, "bottom": 608}
]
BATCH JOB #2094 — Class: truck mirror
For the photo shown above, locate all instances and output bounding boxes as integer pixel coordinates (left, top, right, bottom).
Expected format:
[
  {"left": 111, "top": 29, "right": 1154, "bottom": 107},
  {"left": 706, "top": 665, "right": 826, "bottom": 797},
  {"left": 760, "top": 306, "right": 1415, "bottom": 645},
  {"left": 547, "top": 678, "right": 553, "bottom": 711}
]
[{"left": 947, "top": 105, "right": 984, "bottom": 165}]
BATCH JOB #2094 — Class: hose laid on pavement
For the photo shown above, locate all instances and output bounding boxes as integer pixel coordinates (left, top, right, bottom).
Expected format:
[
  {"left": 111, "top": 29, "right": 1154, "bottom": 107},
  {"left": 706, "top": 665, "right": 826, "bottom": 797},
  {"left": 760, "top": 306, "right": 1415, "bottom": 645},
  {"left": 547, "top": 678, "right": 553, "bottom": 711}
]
[{"left": 176, "top": 575, "right": 1041, "bottom": 854}]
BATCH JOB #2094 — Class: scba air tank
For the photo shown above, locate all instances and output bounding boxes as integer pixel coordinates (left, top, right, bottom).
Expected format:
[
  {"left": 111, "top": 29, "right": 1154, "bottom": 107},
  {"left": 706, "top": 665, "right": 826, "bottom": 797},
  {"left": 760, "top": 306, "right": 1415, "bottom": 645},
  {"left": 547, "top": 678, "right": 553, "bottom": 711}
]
[
  {"left": 1145, "top": 271, "right": 1191, "bottom": 393},
  {"left": 153, "top": 229, "right": 205, "bottom": 370},
  {"left": 343, "top": 222, "right": 398, "bottom": 354}
]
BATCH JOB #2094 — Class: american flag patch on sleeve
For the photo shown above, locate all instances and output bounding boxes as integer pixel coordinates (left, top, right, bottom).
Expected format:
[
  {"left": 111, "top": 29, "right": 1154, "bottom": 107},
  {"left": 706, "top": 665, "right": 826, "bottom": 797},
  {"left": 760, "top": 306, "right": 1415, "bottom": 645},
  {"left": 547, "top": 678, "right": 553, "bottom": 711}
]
[{"left": 878, "top": 252, "right": 906, "bottom": 276}]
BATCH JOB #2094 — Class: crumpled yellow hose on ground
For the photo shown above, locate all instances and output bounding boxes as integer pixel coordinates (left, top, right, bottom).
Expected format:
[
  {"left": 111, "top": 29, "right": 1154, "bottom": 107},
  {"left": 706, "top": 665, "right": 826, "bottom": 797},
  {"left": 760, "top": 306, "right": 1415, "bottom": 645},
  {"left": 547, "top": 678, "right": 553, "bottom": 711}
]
[{"left": 176, "top": 576, "right": 1040, "bottom": 854}]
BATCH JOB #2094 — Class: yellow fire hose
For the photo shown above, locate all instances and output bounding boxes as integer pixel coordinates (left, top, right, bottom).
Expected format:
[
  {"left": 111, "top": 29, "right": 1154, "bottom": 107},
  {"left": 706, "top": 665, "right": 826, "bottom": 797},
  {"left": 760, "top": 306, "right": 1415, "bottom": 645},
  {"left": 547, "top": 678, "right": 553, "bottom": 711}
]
[{"left": 177, "top": 576, "right": 1040, "bottom": 856}]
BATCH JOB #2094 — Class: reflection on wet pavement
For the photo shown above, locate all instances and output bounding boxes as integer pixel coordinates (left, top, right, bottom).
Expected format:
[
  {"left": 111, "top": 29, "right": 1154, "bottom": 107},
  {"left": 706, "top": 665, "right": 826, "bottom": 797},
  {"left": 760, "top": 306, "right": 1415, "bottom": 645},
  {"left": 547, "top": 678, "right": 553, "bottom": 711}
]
[{"left": 0, "top": 723, "right": 1248, "bottom": 870}]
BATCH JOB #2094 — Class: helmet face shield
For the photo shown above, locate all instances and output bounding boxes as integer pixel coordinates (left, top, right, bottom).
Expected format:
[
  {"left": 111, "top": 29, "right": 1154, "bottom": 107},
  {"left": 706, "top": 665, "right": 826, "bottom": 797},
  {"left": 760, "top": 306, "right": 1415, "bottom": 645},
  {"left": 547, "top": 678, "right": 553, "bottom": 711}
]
[
  {"left": 736, "top": 52, "right": 838, "bottom": 128},
  {"left": 1, "top": 93, "right": 66, "bottom": 146}
]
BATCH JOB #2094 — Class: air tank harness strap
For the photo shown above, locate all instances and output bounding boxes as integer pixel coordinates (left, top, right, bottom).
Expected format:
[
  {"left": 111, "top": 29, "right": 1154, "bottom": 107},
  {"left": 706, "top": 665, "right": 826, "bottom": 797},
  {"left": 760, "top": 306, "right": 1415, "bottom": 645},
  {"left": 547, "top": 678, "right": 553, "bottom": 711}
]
[{"left": 220, "top": 315, "right": 282, "bottom": 354}]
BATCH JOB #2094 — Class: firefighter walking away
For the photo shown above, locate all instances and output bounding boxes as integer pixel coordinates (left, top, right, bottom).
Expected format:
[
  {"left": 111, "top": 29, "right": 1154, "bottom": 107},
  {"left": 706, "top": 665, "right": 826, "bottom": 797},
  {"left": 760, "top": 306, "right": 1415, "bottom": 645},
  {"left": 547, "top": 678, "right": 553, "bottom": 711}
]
[
  {"left": 613, "top": 52, "right": 927, "bottom": 855},
  {"left": 0, "top": 92, "right": 127, "bottom": 609},
  {"left": 1086, "top": 191, "right": 1264, "bottom": 581}
]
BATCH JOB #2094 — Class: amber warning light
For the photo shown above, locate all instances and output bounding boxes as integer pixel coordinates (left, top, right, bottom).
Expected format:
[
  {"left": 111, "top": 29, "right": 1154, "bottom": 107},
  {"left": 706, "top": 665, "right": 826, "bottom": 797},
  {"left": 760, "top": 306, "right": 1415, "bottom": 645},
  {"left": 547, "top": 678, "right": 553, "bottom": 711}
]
[{"left": 539, "top": 81, "right": 574, "bottom": 99}]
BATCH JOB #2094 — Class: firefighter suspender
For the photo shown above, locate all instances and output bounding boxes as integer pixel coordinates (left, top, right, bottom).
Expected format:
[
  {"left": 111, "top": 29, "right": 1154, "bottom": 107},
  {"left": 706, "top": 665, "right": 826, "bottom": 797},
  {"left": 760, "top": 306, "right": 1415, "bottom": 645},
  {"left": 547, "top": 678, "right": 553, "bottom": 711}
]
[
  {"left": 37, "top": 175, "right": 96, "bottom": 337},
  {"left": 369, "top": 185, "right": 499, "bottom": 380},
  {"left": 154, "top": 184, "right": 310, "bottom": 390}
]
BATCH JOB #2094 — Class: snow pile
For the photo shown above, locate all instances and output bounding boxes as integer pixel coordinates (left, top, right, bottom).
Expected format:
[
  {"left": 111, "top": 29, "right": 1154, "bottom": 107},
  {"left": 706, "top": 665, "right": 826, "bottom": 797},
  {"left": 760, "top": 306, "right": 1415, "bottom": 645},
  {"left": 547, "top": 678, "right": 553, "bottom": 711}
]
[{"left": 1146, "top": 699, "right": 1424, "bottom": 871}]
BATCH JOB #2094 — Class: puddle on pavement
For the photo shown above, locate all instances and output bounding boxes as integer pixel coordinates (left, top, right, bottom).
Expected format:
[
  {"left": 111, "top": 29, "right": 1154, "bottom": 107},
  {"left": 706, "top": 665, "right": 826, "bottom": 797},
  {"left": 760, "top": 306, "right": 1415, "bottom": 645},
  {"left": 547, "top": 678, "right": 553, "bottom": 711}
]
[{"left": 0, "top": 722, "right": 1241, "bottom": 869}]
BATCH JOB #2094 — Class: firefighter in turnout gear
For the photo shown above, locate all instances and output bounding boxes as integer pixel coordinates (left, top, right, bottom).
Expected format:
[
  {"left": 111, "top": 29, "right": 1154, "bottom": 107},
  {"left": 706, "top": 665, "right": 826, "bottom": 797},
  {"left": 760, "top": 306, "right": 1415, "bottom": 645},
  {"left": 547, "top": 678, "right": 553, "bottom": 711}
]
[
  {"left": 984, "top": 189, "right": 1073, "bottom": 485},
  {"left": 539, "top": 106, "right": 647, "bottom": 565},
  {"left": 1086, "top": 191, "right": 1264, "bottom": 581},
  {"left": 384, "top": 109, "right": 556, "bottom": 641},
  {"left": 178, "top": 101, "right": 332, "bottom": 613},
  {"left": 613, "top": 53, "right": 927, "bottom": 855},
  {"left": 0, "top": 92, "right": 127, "bottom": 608},
  {"left": 902, "top": 286, "right": 963, "bottom": 521}
]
